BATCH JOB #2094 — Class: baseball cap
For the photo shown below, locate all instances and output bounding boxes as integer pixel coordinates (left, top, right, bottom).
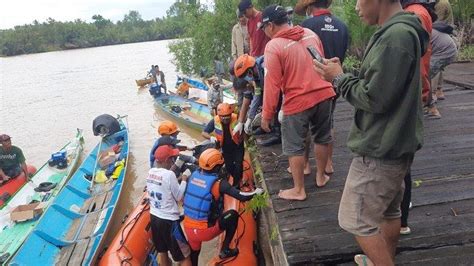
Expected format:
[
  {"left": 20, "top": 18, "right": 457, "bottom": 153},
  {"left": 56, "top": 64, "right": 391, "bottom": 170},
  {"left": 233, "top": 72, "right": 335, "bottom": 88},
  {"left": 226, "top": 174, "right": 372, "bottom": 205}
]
[
  {"left": 154, "top": 145, "right": 180, "bottom": 163},
  {"left": 238, "top": 0, "right": 252, "bottom": 12},
  {"left": 0, "top": 134, "right": 11, "bottom": 142},
  {"left": 259, "top": 5, "right": 289, "bottom": 29}
]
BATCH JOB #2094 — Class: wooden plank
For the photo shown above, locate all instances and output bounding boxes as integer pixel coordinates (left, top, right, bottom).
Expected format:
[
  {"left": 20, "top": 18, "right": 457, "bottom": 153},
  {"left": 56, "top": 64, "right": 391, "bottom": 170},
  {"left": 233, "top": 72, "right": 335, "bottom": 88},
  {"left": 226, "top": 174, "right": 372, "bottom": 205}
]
[
  {"left": 56, "top": 243, "right": 76, "bottom": 265},
  {"left": 78, "top": 211, "right": 102, "bottom": 239},
  {"left": 64, "top": 217, "right": 84, "bottom": 241},
  {"left": 397, "top": 243, "right": 474, "bottom": 264},
  {"left": 255, "top": 87, "right": 474, "bottom": 264},
  {"left": 67, "top": 238, "right": 90, "bottom": 265}
]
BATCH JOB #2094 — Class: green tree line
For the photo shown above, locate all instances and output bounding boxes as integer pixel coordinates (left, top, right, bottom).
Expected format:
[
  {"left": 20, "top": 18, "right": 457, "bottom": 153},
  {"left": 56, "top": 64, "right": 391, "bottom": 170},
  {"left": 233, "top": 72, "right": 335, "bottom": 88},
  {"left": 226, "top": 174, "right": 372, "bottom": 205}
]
[{"left": 0, "top": 10, "right": 185, "bottom": 56}]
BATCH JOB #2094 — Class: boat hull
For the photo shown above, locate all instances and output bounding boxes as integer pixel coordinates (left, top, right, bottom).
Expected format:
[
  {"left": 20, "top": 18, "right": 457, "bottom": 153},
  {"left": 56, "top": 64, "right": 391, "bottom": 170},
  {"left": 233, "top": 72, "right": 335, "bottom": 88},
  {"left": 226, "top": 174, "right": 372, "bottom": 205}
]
[
  {"left": 98, "top": 192, "right": 152, "bottom": 266},
  {"left": 11, "top": 117, "right": 129, "bottom": 266},
  {"left": 0, "top": 131, "right": 83, "bottom": 265},
  {"left": 154, "top": 94, "right": 213, "bottom": 131}
]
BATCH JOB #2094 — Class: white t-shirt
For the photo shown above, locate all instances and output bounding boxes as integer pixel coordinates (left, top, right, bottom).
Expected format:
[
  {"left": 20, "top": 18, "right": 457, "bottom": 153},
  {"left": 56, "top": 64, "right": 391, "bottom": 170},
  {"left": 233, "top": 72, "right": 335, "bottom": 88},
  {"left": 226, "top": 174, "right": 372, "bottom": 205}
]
[{"left": 146, "top": 168, "right": 187, "bottom": 221}]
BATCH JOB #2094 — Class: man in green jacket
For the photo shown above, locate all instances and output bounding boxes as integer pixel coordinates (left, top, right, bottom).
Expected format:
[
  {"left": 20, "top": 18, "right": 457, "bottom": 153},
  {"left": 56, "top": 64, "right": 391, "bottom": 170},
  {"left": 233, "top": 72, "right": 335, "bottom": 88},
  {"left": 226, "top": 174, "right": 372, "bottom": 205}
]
[
  {"left": 0, "top": 134, "right": 29, "bottom": 185},
  {"left": 314, "top": 0, "right": 428, "bottom": 265}
]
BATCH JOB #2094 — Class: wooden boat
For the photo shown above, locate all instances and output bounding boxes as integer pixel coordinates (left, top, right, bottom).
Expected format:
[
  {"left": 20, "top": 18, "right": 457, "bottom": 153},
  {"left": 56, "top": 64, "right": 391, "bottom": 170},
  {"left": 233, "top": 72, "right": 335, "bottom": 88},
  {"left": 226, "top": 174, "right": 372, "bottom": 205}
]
[
  {"left": 0, "top": 130, "right": 83, "bottom": 265},
  {"left": 209, "top": 159, "right": 258, "bottom": 266},
  {"left": 136, "top": 76, "right": 154, "bottom": 87},
  {"left": 98, "top": 192, "right": 153, "bottom": 266},
  {"left": 154, "top": 94, "right": 213, "bottom": 131},
  {"left": 11, "top": 116, "right": 129, "bottom": 266}
]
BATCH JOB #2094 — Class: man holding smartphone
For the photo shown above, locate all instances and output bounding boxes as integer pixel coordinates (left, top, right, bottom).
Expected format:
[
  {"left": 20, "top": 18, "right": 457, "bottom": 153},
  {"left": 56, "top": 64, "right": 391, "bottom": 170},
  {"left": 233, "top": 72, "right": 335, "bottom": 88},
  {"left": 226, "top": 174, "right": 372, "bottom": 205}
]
[{"left": 260, "top": 4, "right": 335, "bottom": 201}]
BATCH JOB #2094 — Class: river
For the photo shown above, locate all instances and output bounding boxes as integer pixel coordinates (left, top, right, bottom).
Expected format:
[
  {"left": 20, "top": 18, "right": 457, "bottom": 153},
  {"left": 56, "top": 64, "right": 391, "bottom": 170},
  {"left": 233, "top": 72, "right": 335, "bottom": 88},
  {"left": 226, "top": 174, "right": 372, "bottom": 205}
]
[{"left": 0, "top": 39, "right": 216, "bottom": 263}]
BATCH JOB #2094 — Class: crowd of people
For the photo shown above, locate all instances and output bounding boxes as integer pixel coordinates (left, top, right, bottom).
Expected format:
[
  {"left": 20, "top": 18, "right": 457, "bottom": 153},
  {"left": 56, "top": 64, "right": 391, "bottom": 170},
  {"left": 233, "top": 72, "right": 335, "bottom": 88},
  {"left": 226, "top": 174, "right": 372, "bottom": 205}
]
[
  {"left": 0, "top": 0, "right": 444, "bottom": 265},
  {"left": 0, "top": 0, "right": 461, "bottom": 265}
]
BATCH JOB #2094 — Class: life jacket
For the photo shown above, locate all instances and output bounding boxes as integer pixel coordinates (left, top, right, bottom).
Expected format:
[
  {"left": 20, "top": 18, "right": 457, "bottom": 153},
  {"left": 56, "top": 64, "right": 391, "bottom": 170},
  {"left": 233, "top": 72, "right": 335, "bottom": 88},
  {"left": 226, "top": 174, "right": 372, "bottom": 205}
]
[
  {"left": 183, "top": 171, "right": 219, "bottom": 229},
  {"left": 214, "top": 113, "right": 241, "bottom": 146}
]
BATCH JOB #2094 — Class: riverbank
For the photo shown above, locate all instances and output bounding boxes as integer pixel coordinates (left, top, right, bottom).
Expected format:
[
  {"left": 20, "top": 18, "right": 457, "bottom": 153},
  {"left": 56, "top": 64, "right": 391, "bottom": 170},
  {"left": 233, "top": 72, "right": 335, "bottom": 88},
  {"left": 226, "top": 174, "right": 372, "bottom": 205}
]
[{"left": 252, "top": 62, "right": 474, "bottom": 264}]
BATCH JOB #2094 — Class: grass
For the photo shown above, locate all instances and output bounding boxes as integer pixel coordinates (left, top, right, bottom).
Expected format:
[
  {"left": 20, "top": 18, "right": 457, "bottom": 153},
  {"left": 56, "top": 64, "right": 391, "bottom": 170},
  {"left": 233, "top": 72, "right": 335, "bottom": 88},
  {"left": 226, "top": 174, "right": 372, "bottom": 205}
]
[{"left": 458, "top": 44, "right": 474, "bottom": 61}]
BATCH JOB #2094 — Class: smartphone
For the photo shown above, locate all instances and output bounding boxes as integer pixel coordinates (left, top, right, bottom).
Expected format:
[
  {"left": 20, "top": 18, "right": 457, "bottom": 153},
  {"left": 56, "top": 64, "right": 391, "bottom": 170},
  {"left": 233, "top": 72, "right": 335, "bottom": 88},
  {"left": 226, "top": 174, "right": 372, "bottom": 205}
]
[{"left": 307, "top": 46, "right": 324, "bottom": 64}]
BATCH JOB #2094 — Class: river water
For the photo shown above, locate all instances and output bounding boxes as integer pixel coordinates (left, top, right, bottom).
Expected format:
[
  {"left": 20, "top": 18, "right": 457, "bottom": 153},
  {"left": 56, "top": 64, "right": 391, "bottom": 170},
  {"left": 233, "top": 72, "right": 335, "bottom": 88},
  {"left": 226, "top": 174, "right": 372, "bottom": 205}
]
[{"left": 0, "top": 40, "right": 215, "bottom": 261}]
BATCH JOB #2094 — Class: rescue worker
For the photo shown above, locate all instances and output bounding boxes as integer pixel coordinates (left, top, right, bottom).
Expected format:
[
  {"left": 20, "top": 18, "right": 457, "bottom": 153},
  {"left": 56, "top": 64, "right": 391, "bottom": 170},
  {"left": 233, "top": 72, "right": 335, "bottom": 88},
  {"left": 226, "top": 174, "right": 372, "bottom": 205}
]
[
  {"left": 150, "top": 120, "right": 189, "bottom": 168},
  {"left": 182, "top": 148, "right": 263, "bottom": 265},
  {"left": 201, "top": 103, "right": 244, "bottom": 187},
  {"left": 147, "top": 145, "right": 192, "bottom": 266}
]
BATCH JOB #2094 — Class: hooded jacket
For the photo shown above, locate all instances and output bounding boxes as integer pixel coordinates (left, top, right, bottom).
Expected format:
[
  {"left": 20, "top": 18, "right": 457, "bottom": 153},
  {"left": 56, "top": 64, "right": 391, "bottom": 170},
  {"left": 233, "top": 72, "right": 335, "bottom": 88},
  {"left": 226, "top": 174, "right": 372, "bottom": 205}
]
[
  {"left": 335, "top": 12, "right": 429, "bottom": 159},
  {"left": 263, "top": 26, "right": 335, "bottom": 120}
]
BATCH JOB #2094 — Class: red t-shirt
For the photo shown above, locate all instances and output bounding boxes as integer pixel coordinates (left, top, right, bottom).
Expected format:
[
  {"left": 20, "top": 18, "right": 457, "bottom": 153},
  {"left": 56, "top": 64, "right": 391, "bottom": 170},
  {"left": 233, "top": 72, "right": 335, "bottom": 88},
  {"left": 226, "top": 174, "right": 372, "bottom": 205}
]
[
  {"left": 262, "top": 26, "right": 335, "bottom": 120},
  {"left": 405, "top": 4, "right": 432, "bottom": 104},
  {"left": 247, "top": 12, "right": 271, "bottom": 57}
]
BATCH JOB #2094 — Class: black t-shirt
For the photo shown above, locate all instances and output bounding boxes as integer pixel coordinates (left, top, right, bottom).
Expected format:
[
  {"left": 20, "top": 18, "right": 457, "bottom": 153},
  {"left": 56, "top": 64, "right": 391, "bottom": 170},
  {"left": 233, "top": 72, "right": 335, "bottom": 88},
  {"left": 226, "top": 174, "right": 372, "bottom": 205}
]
[{"left": 302, "top": 14, "right": 349, "bottom": 63}]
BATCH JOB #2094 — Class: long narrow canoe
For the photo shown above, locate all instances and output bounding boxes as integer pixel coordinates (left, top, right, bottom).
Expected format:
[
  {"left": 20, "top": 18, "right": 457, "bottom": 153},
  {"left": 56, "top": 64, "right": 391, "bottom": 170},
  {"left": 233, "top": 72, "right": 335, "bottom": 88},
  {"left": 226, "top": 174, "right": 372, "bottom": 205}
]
[
  {"left": 0, "top": 130, "right": 84, "bottom": 265},
  {"left": 135, "top": 77, "right": 154, "bottom": 87},
  {"left": 154, "top": 94, "right": 213, "bottom": 131},
  {"left": 11, "top": 116, "right": 129, "bottom": 266},
  {"left": 0, "top": 166, "right": 37, "bottom": 208}
]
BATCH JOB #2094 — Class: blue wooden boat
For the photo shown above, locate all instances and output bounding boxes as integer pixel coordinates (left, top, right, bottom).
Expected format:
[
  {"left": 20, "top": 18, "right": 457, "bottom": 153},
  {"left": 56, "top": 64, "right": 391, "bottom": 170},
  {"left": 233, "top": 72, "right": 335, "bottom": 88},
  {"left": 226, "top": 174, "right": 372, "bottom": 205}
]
[
  {"left": 11, "top": 116, "right": 129, "bottom": 266},
  {"left": 154, "top": 94, "right": 213, "bottom": 131}
]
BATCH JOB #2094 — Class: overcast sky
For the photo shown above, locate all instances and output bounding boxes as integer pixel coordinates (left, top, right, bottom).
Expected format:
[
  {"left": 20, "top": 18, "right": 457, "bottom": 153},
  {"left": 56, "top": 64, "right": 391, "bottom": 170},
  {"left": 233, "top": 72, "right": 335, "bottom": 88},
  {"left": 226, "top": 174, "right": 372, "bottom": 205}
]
[{"left": 0, "top": 0, "right": 194, "bottom": 30}]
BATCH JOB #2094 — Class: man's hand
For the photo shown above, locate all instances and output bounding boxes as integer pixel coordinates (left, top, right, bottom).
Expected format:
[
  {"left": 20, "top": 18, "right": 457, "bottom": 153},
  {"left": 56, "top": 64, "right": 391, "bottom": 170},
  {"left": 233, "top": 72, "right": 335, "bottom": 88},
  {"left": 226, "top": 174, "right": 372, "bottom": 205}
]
[
  {"left": 244, "top": 118, "right": 252, "bottom": 135},
  {"left": 254, "top": 187, "right": 264, "bottom": 195},
  {"left": 261, "top": 118, "right": 272, "bottom": 133},
  {"left": 232, "top": 122, "right": 244, "bottom": 135},
  {"left": 313, "top": 57, "right": 343, "bottom": 83},
  {"left": 210, "top": 136, "right": 217, "bottom": 144},
  {"left": 181, "top": 169, "right": 192, "bottom": 182}
]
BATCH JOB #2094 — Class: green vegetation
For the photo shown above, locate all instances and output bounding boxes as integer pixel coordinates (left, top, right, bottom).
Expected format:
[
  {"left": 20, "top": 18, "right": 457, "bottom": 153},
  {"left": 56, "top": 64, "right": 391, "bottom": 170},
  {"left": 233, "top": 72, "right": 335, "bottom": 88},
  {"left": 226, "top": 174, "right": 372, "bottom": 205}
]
[
  {"left": 458, "top": 44, "right": 474, "bottom": 61},
  {"left": 0, "top": 10, "right": 185, "bottom": 56}
]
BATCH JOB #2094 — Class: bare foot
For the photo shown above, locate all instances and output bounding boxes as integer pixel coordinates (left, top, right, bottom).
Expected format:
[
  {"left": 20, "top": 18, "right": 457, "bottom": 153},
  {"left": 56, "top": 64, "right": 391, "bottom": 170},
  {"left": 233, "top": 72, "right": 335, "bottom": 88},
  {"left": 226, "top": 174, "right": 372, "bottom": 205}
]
[
  {"left": 325, "top": 164, "right": 334, "bottom": 175},
  {"left": 287, "top": 166, "right": 311, "bottom": 175},
  {"left": 316, "top": 174, "right": 330, "bottom": 187},
  {"left": 278, "top": 188, "right": 306, "bottom": 201}
]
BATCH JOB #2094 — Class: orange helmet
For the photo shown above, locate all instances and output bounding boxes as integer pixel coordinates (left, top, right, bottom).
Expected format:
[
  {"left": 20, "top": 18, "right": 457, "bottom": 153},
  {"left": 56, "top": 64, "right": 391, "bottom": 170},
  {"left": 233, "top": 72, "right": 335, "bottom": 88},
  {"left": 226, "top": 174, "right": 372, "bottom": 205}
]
[
  {"left": 199, "top": 148, "right": 225, "bottom": 171},
  {"left": 217, "top": 103, "right": 233, "bottom": 116},
  {"left": 234, "top": 54, "right": 256, "bottom": 78},
  {"left": 158, "top": 120, "right": 179, "bottom": 135}
]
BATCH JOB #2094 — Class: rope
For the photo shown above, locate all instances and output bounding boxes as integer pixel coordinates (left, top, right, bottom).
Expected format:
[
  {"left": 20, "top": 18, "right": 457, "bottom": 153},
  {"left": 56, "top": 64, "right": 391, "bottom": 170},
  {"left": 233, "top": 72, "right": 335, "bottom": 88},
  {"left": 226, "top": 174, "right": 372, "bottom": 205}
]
[
  {"left": 119, "top": 201, "right": 150, "bottom": 265},
  {"left": 216, "top": 202, "right": 248, "bottom": 265}
]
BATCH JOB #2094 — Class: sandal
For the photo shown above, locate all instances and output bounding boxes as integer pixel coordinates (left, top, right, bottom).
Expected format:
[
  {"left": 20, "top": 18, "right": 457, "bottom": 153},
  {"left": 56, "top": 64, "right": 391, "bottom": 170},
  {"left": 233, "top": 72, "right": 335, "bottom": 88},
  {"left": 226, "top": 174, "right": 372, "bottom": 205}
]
[{"left": 354, "top": 254, "right": 372, "bottom": 266}]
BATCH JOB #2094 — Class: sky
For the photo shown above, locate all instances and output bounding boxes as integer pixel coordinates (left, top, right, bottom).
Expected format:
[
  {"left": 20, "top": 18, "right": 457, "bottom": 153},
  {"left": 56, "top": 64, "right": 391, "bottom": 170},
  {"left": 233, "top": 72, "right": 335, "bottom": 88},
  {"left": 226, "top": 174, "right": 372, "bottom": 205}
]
[{"left": 0, "top": 0, "right": 186, "bottom": 30}]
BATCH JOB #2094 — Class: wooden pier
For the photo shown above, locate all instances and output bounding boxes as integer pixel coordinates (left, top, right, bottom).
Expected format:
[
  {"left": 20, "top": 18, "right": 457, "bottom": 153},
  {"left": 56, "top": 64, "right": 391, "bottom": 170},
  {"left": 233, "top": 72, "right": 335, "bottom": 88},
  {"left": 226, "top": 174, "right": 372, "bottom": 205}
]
[{"left": 255, "top": 63, "right": 474, "bottom": 265}]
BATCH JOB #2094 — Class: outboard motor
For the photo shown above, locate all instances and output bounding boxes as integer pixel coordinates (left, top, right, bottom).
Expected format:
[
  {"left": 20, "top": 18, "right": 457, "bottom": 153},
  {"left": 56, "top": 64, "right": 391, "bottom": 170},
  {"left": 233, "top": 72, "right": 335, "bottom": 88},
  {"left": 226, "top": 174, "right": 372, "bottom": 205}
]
[{"left": 92, "top": 114, "right": 121, "bottom": 136}]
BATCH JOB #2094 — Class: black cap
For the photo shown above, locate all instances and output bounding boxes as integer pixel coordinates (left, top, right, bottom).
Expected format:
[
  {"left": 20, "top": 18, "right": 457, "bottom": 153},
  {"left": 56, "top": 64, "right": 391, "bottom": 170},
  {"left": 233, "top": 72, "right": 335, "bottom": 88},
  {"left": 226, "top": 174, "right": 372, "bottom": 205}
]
[
  {"left": 259, "top": 5, "right": 289, "bottom": 29},
  {"left": 238, "top": 0, "right": 252, "bottom": 12}
]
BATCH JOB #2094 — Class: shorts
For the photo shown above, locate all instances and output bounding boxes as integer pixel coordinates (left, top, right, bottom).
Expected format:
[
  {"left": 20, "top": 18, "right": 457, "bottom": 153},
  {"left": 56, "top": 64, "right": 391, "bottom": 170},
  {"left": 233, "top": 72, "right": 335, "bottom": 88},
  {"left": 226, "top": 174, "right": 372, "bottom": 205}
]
[
  {"left": 151, "top": 215, "right": 191, "bottom": 261},
  {"left": 330, "top": 97, "right": 337, "bottom": 129},
  {"left": 3, "top": 166, "right": 22, "bottom": 178},
  {"left": 184, "top": 223, "right": 222, "bottom": 251},
  {"left": 429, "top": 56, "right": 456, "bottom": 79},
  {"left": 338, "top": 155, "right": 411, "bottom": 236},
  {"left": 281, "top": 99, "right": 332, "bottom": 156}
]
